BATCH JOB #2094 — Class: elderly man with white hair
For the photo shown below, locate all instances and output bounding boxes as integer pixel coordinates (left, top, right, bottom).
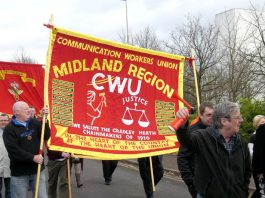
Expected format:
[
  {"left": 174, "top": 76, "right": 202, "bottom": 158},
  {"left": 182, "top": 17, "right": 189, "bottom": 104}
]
[{"left": 3, "top": 101, "right": 50, "bottom": 198}]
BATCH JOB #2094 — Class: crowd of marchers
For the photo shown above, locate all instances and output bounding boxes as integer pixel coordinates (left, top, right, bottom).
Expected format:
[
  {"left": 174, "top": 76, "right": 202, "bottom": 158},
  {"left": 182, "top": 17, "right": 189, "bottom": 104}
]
[
  {"left": 0, "top": 101, "right": 162, "bottom": 198},
  {"left": 1, "top": 100, "right": 265, "bottom": 198}
]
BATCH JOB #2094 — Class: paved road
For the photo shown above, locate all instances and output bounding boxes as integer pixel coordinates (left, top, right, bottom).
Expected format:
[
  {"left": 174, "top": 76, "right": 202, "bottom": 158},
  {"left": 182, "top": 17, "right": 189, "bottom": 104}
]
[
  {"left": 70, "top": 159, "right": 189, "bottom": 198},
  {"left": 2, "top": 158, "right": 190, "bottom": 198}
]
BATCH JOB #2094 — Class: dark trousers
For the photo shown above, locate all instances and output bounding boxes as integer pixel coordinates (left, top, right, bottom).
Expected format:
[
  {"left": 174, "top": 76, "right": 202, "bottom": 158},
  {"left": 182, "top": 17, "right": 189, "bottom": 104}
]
[
  {"left": 187, "top": 184, "right": 197, "bottom": 198},
  {"left": 251, "top": 173, "right": 261, "bottom": 198},
  {"left": 47, "top": 160, "right": 69, "bottom": 198},
  {"left": 138, "top": 156, "right": 164, "bottom": 197},
  {"left": 0, "top": 177, "right": 11, "bottom": 198},
  {"left": 102, "top": 160, "right": 118, "bottom": 182}
]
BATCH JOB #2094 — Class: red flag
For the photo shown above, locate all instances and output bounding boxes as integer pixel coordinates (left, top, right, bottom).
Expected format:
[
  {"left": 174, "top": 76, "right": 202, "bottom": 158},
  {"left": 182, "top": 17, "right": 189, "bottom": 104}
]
[{"left": 0, "top": 61, "right": 44, "bottom": 116}]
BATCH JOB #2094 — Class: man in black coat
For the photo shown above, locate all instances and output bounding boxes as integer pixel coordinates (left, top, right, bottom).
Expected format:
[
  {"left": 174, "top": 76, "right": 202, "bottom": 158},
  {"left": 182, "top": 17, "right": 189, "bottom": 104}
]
[
  {"left": 177, "top": 102, "right": 213, "bottom": 197},
  {"left": 176, "top": 101, "right": 251, "bottom": 198}
]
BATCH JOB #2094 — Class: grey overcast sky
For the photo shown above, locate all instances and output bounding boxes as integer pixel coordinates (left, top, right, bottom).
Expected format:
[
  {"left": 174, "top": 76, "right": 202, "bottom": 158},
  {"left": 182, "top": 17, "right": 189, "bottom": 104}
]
[{"left": 0, "top": 0, "right": 263, "bottom": 64}]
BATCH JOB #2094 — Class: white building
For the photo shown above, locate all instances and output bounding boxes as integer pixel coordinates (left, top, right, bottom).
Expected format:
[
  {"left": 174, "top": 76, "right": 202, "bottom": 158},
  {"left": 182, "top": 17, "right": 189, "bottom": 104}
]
[
  {"left": 215, "top": 8, "right": 265, "bottom": 50},
  {"left": 214, "top": 8, "right": 265, "bottom": 100}
]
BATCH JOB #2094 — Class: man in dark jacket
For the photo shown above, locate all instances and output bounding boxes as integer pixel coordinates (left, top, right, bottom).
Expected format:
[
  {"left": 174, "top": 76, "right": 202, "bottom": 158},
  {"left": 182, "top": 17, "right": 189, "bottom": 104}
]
[
  {"left": 177, "top": 102, "right": 213, "bottom": 198},
  {"left": 177, "top": 102, "right": 214, "bottom": 197},
  {"left": 3, "top": 101, "right": 50, "bottom": 198},
  {"left": 176, "top": 101, "right": 251, "bottom": 198}
]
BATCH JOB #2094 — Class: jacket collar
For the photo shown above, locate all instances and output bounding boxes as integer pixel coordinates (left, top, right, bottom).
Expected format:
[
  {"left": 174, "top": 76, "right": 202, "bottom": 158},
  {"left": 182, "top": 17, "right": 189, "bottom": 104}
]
[
  {"left": 11, "top": 115, "right": 31, "bottom": 128},
  {"left": 210, "top": 127, "right": 238, "bottom": 142}
]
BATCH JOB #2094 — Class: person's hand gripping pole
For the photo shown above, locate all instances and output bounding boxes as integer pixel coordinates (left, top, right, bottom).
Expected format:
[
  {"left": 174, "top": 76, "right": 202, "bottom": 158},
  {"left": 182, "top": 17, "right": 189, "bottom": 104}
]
[
  {"left": 34, "top": 106, "right": 48, "bottom": 198},
  {"left": 169, "top": 92, "right": 195, "bottom": 131}
]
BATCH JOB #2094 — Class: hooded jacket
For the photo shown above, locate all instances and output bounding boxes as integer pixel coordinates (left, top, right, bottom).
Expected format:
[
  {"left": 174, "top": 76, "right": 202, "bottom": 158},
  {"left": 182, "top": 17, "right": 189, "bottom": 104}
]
[{"left": 177, "top": 126, "right": 251, "bottom": 198}]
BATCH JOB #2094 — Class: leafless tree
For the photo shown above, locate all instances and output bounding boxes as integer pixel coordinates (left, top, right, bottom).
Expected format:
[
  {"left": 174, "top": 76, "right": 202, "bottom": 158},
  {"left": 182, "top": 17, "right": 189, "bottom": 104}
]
[
  {"left": 118, "top": 28, "right": 132, "bottom": 44},
  {"left": 164, "top": 15, "right": 223, "bottom": 105},
  {"left": 12, "top": 48, "right": 38, "bottom": 64},
  {"left": 132, "top": 26, "right": 163, "bottom": 51},
  {"left": 217, "top": 9, "right": 264, "bottom": 101},
  {"left": 240, "top": 4, "right": 265, "bottom": 78},
  {"left": 118, "top": 26, "right": 163, "bottom": 51}
]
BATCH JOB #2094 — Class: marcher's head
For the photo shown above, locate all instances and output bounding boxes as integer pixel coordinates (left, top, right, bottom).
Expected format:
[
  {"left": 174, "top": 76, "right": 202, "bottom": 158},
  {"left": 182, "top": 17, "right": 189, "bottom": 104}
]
[
  {"left": 13, "top": 101, "right": 31, "bottom": 122},
  {"left": 29, "top": 106, "right": 36, "bottom": 118},
  {"left": 212, "top": 101, "right": 243, "bottom": 134},
  {"left": 199, "top": 101, "right": 214, "bottom": 127},
  {"left": 0, "top": 113, "right": 9, "bottom": 129},
  {"left": 210, "top": 102, "right": 243, "bottom": 136},
  {"left": 253, "top": 115, "right": 265, "bottom": 129}
]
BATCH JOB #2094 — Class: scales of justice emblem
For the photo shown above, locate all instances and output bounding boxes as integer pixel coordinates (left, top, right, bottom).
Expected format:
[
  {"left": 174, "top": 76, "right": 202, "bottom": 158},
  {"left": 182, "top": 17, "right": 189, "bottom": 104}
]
[
  {"left": 8, "top": 81, "right": 23, "bottom": 101},
  {"left": 122, "top": 103, "right": 150, "bottom": 128}
]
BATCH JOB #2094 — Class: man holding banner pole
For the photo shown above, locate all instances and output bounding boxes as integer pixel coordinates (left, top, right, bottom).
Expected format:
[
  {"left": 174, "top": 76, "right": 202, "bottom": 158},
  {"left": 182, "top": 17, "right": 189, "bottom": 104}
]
[{"left": 3, "top": 101, "right": 50, "bottom": 198}]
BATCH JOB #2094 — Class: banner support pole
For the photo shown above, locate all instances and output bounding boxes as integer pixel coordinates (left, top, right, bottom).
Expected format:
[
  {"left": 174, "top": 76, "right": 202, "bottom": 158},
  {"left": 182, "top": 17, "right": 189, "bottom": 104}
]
[
  {"left": 67, "top": 158, "right": 72, "bottom": 198},
  {"left": 34, "top": 14, "right": 55, "bottom": 198},
  {"left": 149, "top": 156, "right": 155, "bottom": 193},
  {"left": 191, "top": 49, "right": 201, "bottom": 111},
  {"left": 34, "top": 113, "right": 47, "bottom": 198}
]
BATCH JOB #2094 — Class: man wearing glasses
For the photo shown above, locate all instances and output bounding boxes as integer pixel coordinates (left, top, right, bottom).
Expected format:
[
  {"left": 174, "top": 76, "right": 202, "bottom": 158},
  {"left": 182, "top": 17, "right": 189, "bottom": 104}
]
[
  {"left": 0, "top": 113, "right": 10, "bottom": 198},
  {"left": 175, "top": 101, "right": 251, "bottom": 198}
]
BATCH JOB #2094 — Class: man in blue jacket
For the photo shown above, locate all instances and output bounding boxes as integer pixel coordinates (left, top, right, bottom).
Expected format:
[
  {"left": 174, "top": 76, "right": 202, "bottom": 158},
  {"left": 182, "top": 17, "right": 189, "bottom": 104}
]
[{"left": 3, "top": 101, "right": 50, "bottom": 198}]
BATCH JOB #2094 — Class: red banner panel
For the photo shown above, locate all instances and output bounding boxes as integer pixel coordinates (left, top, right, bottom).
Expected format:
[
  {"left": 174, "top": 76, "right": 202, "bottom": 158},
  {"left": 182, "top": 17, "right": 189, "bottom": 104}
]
[
  {"left": 46, "top": 28, "right": 185, "bottom": 159},
  {"left": 0, "top": 61, "right": 44, "bottom": 116}
]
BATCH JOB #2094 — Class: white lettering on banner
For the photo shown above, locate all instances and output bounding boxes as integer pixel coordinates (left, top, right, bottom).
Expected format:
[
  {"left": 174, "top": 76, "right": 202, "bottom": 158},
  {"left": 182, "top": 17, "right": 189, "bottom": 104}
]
[
  {"left": 82, "top": 124, "right": 99, "bottom": 131},
  {"left": 91, "top": 73, "right": 142, "bottom": 95},
  {"left": 122, "top": 96, "right": 148, "bottom": 106},
  {"left": 138, "top": 131, "right": 156, "bottom": 135},
  {"left": 82, "top": 130, "right": 122, "bottom": 139},
  {"left": 112, "top": 128, "right": 135, "bottom": 135},
  {"left": 73, "top": 123, "right": 81, "bottom": 128}
]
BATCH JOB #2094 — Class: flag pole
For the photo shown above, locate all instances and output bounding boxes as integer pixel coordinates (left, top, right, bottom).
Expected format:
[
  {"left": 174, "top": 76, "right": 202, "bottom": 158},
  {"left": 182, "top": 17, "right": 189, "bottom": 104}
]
[
  {"left": 191, "top": 49, "right": 200, "bottom": 111},
  {"left": 149, "top": 157, "right": 155, "bottom": 192},
  {"left": 34, "top": 112, "right": 47, "bottom": 198},
  {"left": 67, "top": 158, "right": 72, "bottom": 198},
  {"left": 34, "top": 14, "right": 53, "bottom": 198}
]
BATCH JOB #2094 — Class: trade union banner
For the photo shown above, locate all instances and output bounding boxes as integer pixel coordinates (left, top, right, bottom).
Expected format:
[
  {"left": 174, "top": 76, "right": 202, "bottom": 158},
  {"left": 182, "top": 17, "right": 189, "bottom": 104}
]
[
  {"left": 46, "top": 27, "right": 185, "bottom": 159},
  {"left": 0, "top": 61, "right": 44, "bottom": 116}
]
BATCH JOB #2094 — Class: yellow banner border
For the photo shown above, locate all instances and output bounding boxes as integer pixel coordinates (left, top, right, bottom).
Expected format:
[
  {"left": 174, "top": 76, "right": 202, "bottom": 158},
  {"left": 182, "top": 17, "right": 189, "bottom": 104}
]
[
  {"left": 49, "top": 144, "right": 179, "bottom": 160},
  {"left": 45, "top": 26, "right": 185, "bottom": 159}
]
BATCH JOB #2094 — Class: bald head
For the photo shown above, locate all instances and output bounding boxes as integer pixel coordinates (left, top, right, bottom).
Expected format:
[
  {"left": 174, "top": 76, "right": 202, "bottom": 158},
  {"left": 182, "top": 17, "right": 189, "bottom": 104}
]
[{"left": 13, "top": 101, "right": 31, "bottom": 122}]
